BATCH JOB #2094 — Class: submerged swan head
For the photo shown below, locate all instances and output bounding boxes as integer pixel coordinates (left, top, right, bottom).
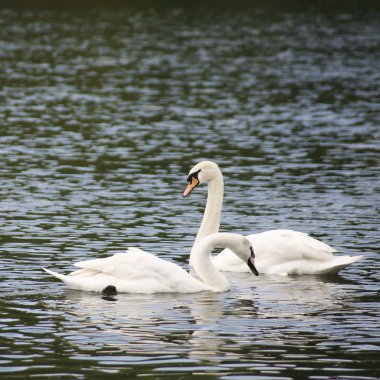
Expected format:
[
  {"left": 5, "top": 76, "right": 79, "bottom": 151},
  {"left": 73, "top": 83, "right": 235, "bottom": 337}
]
[{"left": 183, "top": 161, "right": 221, "bottom": 197}]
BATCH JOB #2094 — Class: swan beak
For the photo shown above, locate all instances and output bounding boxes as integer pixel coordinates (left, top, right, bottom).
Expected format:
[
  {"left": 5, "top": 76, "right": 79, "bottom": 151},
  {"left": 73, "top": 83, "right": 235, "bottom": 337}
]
[
  {"left": 248, "top": 247, "right": 259, "bottom": 276},
  {"left": 183, "top": 176, "right": 199, "bottom": 197}
]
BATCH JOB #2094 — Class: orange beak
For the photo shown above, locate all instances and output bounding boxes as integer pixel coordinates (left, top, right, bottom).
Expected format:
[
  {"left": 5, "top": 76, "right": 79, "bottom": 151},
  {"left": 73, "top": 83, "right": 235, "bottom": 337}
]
[{"left": 183, "top": 176, "right": 199, "bottom": 197}]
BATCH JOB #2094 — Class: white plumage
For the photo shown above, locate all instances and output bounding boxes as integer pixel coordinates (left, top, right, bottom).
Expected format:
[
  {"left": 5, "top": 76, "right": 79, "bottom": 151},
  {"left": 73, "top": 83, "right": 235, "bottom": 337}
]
[
  {"left": 43, "top": 232, "right": 258, "bottom": 293},
  {"left": 184, "top": 161, "right": 361, "bottom": 275}
]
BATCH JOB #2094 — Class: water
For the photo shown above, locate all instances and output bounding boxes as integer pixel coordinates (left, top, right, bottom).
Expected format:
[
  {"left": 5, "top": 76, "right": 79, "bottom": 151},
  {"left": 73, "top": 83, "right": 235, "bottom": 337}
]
[{"left": 1, "top": 3, "right": 379, "bottom": 379}]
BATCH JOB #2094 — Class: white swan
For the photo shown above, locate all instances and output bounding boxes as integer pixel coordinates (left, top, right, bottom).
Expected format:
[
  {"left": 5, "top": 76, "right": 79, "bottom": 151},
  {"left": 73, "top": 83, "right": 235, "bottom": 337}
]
[
  {"left": 43, "top": 232, "right": 258, "bottom": 294},
  {"left": 183, "top": 161, "right": 361, "bottom": 275}
]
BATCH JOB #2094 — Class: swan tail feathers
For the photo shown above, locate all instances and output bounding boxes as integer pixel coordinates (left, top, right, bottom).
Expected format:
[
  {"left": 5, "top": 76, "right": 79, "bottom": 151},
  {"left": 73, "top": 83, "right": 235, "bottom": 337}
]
[
  {"left": 43, "top": 267, "right": 103, "bottom": 291},
  {"left": 278, "top": 255, "right": 362, "bottom": 275},
  {"left": 287, "top": 256, "right": 362, "bottom": 275},
  {"left": 317, "top": 255, "right": 362, "bottom": 274},
  {"left": 42, "top": 267, "right": 68, "bottom": 283}
]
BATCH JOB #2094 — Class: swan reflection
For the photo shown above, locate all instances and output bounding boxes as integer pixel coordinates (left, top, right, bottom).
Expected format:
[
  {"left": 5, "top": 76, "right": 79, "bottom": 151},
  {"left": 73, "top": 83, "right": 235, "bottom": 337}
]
[{"left": 44, "top": 273, "right": 355, "bottom": 364}]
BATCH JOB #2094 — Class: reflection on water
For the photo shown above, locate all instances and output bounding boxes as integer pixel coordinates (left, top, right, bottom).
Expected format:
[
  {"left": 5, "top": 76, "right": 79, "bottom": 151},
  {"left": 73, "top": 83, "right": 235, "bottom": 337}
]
[
  {"left": 30, "top": 274, "right": 376, "bottom": 378},
  {"left": 0, "top": 3, "right": 379, "bottom": 379}
]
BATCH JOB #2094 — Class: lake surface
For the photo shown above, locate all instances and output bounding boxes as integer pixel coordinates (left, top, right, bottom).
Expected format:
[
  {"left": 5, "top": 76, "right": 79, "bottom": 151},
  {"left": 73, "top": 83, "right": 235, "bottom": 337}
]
[{"left": 1, "top": 3, "right": 379, "bottom": 379}]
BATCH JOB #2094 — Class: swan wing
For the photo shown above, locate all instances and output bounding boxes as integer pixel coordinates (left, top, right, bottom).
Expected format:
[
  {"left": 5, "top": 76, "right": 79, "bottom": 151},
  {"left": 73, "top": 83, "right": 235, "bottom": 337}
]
[
  {"left": 73, "top": 248, "right": 166, "bottom": 277},
  {"left": 248, "top": 229, "right": 336, "bottom": 262}
]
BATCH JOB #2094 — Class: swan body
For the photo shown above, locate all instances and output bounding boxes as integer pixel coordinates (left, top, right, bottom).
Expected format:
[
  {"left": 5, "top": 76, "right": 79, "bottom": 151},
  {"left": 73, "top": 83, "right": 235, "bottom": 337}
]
[
  {"left": 184, "top": 161, "right": 361, "bottom": 275},
  {"left": 43, "top": 232, "right": 258, "bottom": 294}
]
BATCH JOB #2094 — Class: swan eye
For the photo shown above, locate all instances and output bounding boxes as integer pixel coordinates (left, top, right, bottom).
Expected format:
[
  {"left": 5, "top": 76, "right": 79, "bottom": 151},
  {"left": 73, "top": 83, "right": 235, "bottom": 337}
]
[
  {"left": 250, "top": 247, "right": 255, "bottom": 258},
  {"left": 186, "top": 169, "right": 201, "bottom": 183}
]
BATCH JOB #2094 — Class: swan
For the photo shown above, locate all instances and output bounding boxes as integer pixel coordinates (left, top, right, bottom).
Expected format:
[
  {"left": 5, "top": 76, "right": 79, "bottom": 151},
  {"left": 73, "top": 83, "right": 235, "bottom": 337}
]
[
  {"left": 43, "top": 232, "right": 259, "bottom": 294},
  {"left": 183, "top": 161, "right": 361, "bottom": 275}
]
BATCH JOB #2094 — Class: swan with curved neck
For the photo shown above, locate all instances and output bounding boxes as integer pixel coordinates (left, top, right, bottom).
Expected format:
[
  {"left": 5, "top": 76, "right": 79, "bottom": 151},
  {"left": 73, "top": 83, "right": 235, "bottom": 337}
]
[
  {"left": 43, "top": 232, "right": 258, "bottom": 294},
  {"left": 184, "top": 161, "right": 361, "bottom": 275}
]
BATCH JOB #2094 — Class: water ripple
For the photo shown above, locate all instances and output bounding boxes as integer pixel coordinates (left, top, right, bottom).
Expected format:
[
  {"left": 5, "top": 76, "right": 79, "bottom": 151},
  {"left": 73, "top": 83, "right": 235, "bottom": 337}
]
[{"left": 1, "top": 4, "right": 379, "bottom": 380}]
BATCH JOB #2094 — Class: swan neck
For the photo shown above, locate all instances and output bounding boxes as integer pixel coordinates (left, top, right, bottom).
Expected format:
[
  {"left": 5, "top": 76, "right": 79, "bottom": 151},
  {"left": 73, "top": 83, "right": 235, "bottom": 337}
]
[
  {"left": 195, "top": 172, "right": 224, "bottom": 244},
  {"left": 191, "top": 237, "right": 229, "bottom": 292}
]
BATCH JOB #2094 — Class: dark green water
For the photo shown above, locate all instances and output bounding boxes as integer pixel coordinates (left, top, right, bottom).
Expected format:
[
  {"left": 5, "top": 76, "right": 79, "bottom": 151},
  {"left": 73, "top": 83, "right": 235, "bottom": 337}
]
[{"left": 1, "top": 4, "right": 379, "bottom": 379}]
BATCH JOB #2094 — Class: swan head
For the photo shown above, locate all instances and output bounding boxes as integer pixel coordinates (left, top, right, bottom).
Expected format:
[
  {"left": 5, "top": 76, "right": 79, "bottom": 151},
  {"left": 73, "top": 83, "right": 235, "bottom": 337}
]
[
  {"left": 226, "top": 234, "right": 259, "bottom": 276},
  {"left": 183, "top": 161, "right": 221, "bottom": 197},
  {"left": 197, "top": 232, "right": 259, "bottom": 276}
]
